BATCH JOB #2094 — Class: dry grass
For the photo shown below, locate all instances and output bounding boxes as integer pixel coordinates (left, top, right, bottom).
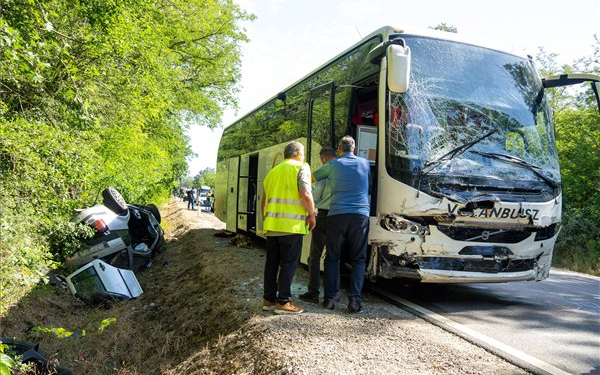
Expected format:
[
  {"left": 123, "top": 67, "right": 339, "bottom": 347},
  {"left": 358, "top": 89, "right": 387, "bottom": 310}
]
[
  {"left": 166, "top": 319, "right": 288, "bottom": 375},
  {"left": 0, "top": 201, "right": 265, "bottom": 375}
]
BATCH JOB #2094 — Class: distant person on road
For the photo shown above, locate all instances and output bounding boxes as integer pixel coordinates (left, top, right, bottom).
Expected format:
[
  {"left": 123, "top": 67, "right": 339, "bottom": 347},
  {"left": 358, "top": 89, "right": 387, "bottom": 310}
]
[
  {"left": 299, "top": 146, "right": 337, "bottom": 304},
  {"left": 261, "top": 141, "right": 316, "bottom": 315},
  {"left": 204, "top": 190, "right": 212, "bottom": 211},
  {"left": 314, "top": 135, "right": 370, "bottom": 313},
  {"left": 187, "top": 187, "right": 195, "bottom": 210}
]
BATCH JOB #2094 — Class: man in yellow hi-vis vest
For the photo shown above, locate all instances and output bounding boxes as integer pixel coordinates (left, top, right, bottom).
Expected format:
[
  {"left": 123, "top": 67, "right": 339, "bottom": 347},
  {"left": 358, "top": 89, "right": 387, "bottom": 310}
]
[{"left": 261, "top": 141, "right": 316, "bottom": 314}]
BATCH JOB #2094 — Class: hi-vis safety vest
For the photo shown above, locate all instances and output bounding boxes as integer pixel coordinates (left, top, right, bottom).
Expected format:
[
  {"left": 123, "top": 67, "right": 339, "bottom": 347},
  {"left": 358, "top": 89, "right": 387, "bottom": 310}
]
[{"left": 263, "top": 159, "right": 309, "bottom": 235}]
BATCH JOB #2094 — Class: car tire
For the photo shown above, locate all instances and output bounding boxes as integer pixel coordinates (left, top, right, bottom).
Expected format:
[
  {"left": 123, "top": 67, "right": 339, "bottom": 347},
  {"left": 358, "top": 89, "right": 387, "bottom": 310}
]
[
  {"left": 102, "top": 187, "right": 128, "bottom": 215},
  {"left": 144, "top": 204, "right": 161, "bottom": 224}
]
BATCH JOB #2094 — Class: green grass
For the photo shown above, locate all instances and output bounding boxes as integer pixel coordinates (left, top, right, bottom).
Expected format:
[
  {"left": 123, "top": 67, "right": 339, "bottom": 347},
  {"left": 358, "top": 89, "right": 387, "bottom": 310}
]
[{"left": 552, "top": 206, "right": 600, "bottom": 276}]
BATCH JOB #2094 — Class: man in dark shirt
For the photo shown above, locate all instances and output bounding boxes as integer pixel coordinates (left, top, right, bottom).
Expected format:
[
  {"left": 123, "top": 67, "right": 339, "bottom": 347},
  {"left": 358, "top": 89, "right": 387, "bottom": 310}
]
[
  {"left": 299, "top": 146, "right": 336, "bottom": 304},
  {"left": 313, "top": 135, "right": 370, "bottom": 313}
]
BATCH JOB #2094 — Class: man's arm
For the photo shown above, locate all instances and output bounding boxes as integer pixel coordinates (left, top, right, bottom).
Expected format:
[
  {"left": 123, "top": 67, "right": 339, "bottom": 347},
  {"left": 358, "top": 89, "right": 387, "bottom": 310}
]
[
  {"left": 299, "top": 187, "right": 316, "bottom": 231},
  {"left": 297, "top": 164, "right": 316, "bottom": 231},
  {"left": 312, "top": 162, "right": 331, "bottom": 182},
  {"left": 261, "top": 193, "right": 266, "bottom": 219}
]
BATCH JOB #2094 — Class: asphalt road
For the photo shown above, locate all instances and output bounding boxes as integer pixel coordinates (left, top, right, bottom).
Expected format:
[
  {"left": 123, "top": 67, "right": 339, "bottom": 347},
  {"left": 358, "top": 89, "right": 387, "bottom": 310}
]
[{"left": 379, "top": 269, "right": 600, "bottom": 375}]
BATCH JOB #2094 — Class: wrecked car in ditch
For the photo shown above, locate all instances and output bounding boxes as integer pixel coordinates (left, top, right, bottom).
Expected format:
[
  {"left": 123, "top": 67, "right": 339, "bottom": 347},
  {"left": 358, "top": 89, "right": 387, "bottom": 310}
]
[{"left": 66, "top": 187, "right": 165, "bottom": 272}]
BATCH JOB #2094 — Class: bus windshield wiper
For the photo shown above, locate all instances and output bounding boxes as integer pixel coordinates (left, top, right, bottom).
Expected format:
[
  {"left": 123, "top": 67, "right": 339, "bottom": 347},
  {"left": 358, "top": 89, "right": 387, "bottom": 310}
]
[
  {"left": 421, "top": 129, "right": 497, "bottom": 175},
  {"left": 415, "top": 129, "right": 497, "bottom": 196},
  {"left": 470, "top": 150, "right": 560, "bottom": 189}
]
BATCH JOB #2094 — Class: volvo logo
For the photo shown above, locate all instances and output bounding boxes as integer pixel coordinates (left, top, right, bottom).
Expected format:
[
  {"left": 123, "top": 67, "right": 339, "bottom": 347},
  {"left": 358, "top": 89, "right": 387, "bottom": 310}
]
[{"left": 481, "top": 231, "right": 490, "bottom": 241}]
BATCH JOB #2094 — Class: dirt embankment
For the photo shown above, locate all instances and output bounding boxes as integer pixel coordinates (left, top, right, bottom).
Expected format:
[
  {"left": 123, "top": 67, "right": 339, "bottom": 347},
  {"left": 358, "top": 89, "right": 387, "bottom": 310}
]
[{"left": 0, "top": 200, "right": 529, "bottom": 375}]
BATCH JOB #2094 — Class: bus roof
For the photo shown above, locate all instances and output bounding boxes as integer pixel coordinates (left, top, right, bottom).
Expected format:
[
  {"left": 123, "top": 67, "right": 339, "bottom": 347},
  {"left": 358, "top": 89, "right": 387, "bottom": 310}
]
[{"left": 224, "top": 25, "right": 530, "bottom": 130}]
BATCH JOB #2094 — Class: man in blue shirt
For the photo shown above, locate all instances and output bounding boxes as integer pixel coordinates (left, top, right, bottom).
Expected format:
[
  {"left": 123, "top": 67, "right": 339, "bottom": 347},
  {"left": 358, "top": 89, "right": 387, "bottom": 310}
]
[
  {"left": 299, "top": 146, "right": 337, "bottom": 304},
  {"left": 313, "top": 135, "right": 370, "bottom": 313}
]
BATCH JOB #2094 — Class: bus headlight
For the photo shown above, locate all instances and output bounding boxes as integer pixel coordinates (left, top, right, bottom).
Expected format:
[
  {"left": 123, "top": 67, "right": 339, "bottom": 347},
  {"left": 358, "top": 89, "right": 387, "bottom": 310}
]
[
  {"left": 381, "top": 215, "right": 427, "bottom": 235},
  {"left": 381, "top": 215, "right": 408, "bottom": 232}
]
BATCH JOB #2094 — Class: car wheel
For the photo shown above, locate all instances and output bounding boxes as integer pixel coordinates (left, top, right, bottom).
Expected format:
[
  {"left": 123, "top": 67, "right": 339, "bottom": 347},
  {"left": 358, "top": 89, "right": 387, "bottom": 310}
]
[
  {"left": 144, "top": 204, "right": 161, "bottom": 223},
  {"left": 102, "top": 187, "right": 128, "bottom": 215}
]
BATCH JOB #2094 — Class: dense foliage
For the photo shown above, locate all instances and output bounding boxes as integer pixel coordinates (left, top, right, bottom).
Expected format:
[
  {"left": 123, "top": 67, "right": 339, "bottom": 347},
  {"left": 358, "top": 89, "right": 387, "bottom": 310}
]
[
  {"left": 0, "top": 0, "right": 252, "bottom": 312},
  {"left": 536, "top": 38, "right": 600, "bottom": 274}
]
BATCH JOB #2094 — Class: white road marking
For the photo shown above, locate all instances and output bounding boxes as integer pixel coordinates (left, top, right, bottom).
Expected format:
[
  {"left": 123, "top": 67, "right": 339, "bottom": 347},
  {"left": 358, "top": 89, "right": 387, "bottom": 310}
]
[
  {"left": 372, "top": 286, "right": 573, "bottom": 375},
  {"left": 550, "top": 268, "right": 600, "bottom": 281}
]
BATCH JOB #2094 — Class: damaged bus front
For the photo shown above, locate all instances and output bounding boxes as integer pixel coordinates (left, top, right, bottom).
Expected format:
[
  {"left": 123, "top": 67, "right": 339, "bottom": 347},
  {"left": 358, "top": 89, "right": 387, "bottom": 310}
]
[
  {"left": 368, "top": 32, "right": 600, "bottom": 283},
  {"left": 216, "top": 26, "right": 599, "bottom": 285}
]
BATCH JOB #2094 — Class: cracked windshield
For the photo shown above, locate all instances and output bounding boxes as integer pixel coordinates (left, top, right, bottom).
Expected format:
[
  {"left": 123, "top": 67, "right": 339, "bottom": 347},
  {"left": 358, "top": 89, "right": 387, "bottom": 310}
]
[{"left": 386, "top": 36, "right": 560, "bottom": 194}]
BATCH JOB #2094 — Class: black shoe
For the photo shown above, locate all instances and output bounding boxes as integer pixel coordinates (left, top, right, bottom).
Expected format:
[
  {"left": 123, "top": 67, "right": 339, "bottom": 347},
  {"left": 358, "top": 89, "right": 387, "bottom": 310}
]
[
  {"left": 299, "top": 292, "right": 319, "bottom": 304},
  {"left": 322, "top": 298, "right": 336, "bottom": 310},
  {"left": 347, "top": 299, "right": 363, "bottom": 314}
]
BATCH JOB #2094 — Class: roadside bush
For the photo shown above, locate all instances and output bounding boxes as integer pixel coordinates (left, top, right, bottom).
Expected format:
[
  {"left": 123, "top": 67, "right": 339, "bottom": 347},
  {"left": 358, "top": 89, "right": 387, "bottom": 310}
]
[
  {"left": 0, "top": 0, "right": 251, "bottom": 315},
  {"left": 553, "top": 205, "right": 600, "bottom": 275},
  {"left": 47, "top": 222, "right": 96, "bottom": 263},
  {"left": 552, "top": 107, "right": 600, "bottom": 275},
  {"left": 0, "top": 194, "right": 55, "bottom": 314}
]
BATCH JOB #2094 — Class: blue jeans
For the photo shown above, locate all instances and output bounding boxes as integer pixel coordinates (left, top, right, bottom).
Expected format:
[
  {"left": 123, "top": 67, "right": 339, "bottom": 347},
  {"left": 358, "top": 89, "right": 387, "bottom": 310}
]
[
  {"left": 187, "top": 197, "right": 195, "bottom": 209},
  {"left": 324, "top": 214, "right": 369, "bottom": 302},
  {"left": 263, "top": 234, "right": 303, "bottom": 304}
]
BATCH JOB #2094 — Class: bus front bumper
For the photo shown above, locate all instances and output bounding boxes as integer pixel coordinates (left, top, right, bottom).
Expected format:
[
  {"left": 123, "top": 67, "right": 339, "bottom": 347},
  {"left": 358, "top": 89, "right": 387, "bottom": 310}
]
[
  {"left": 373, "top": 252, "right": 551, "bottom": 283},
  {"left": 418, "top": 268, "right": 536, "bottom": 283}
]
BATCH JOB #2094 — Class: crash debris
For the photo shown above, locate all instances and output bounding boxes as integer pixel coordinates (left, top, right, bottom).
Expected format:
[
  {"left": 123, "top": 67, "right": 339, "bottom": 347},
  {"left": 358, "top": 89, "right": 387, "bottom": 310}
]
[{"left": 228, "top": 234, "right": 254, "bottom": 248}]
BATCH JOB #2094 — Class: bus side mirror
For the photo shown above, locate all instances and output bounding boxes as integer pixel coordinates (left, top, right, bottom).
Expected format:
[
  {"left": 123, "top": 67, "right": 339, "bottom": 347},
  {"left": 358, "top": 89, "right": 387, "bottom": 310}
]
[
  {"left": 387, "top": 44, "right": 411, "bottom": 93},
  {"left": 543, "top": 73, "right": 600, "bottom": 113},
  {"left": 592, "top": 81, "right": 600, "bottom": 112}
]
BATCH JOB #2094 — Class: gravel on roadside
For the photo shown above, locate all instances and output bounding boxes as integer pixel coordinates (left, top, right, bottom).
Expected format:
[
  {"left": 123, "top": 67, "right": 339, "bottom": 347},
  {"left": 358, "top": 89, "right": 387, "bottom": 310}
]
[{"left": 170, "top": 200, "right": 530, "bottom": 375}]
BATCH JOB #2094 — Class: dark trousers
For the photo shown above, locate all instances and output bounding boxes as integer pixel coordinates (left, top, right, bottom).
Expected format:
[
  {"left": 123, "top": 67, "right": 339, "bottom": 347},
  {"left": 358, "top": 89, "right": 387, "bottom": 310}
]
[
  {"left": 306, "top": 210, "right": 328, "bottom": 295},
  {"left": 187, "top": 196, "right": 194, "bottom": 209},
  {"left": 263, "top": 234, "right": 303, "bottom": 304},
  {"left": 324, "top": 214, "right": 369, "bottom": 302}
]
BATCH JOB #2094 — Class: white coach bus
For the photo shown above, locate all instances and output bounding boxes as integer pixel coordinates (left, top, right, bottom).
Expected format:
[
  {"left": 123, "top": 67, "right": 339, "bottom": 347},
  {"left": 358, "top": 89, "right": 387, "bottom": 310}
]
[{"left": 215, "top": 26, "right": 600, "bottom": 283}]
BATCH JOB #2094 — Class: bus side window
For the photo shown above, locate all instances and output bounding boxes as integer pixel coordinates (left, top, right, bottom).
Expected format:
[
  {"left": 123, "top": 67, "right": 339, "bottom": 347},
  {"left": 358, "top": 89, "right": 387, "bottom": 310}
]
[{"left": 387, "top": 93, "right": 410, "bottom": 159}]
